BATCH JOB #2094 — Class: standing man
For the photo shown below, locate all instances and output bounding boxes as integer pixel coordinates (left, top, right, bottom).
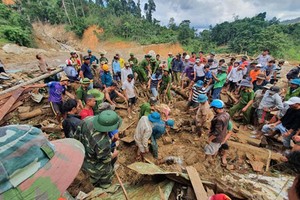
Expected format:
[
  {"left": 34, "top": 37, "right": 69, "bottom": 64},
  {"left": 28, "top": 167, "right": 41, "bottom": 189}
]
[
  {"left": 112, "top": 56, "right": 121, "bottom": 82},
  {"left": 171, "top": 54, "right": 184, "bottom": 86},
  {"left": 87, "top": 49, "right": 99, "bottom": 65},
  {"left": 80, "top": 95, "right": 96, "bottom": 120},
  {"left": 101, "top": 64, "right": 113, "bottom": 88},
  {"left": 204, "top": 99, "right": 230, "bottom": 163},
  {"left": 99, "top": 52, "right": 108, "bottom": 64},
  {"left": 285, "top": 79, "right": 300, "bottom": 100},
  {"left": 256, "top": 48, "right": 272, "bottom": 67},
  {"left": 128, "top": 53, "right": 138, "bottom": 66},
  {"left": 62, "top": 99, "right": 82, "bottom": 138},
  {"left": 122, "top": 74, "right": 136, "bottom": 119},
  {"left": 66, "top": 51, "right": 81, "bottom": 72},
  {"left": 196, "top": 94, "right": 214, "bottom": 136},
  {"left": 159, "top": 70, "right": 172, "bottom": 103},
  {"left": 193, "top": 58, "right": 205, "bottom": 82},
  {"left": 76, "top": 110, "right": 122, "bottom": 188},
  {"left": 80, "top": 56, "right": 94, "bottom": 81},
  {"left": 121, "top": 62, "right": 133, "bottom": 84},
  {"left": 212, "top": 66, "right": 227, "bottom": 99},
  {"left": 167, "top": 52, "right": 174, "bottom": 72},
  {"left": 76, "top": 78, "right": 91, "bottom": 109}
]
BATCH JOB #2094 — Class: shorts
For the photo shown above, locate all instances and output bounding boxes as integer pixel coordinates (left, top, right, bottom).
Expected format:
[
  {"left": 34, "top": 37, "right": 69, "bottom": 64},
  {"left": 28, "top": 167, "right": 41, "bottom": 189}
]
[
  {"left": 204, "top": 142, "right": 222, "bottom": 155},
  {"left": 195, "top": 76, "right": 205, "bottom": 82},
  {"left": 128, "top": 97, "right": 136, "bottom": 106},
  {"left": 50, "top": 101, "right": 63, "bottom": 116}
]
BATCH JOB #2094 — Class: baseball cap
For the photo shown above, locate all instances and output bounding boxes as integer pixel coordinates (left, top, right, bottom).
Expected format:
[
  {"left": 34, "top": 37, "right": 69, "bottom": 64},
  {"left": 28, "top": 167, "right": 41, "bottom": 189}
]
[
  {"left": 285, "top": 97, "right": 300, "bottom": 105},
  {"left": 0, "top": 125, "right": 84, "bottom": 199},
  {"left": 83, "top": 55, "right": 90, "bottom": 60}
]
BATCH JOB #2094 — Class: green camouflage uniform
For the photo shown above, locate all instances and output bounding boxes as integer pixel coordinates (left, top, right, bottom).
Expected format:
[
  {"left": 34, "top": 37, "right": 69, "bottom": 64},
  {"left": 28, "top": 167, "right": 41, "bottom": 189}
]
[
  {"left": 100, "top": 56, "right": 108, "bottom": 64},
  {"left": 136, "top": 58, "right": 150, "bottom": 83},
  {"left": 75, "top": 117, "right": 113, "bottom": 188}
]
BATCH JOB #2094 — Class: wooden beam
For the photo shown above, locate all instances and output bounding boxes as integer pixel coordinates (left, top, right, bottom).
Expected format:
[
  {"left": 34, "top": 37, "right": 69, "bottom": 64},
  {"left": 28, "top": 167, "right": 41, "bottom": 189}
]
[
  {"left": 0, "top": 68, "right": 62, "bottom": 96},
  {"left": 186, "top": 166, "right": 208, "bottom": 200},
  {"left": 0, "top": 89, "right": 24, "bottom": 121}
]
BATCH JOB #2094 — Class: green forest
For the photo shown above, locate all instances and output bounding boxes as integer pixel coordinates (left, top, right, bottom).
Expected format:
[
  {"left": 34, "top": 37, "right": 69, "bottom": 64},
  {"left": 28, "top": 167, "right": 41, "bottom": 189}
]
[{"left": 1, "top": 0, "right": 300, "bottom": 61}]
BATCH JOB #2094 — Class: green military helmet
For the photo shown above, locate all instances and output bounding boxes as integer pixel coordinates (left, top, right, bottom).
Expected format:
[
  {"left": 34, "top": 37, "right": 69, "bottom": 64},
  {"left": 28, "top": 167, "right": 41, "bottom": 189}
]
[
  {"left": 93, "top": 110, "right": 122, "bottom": 132},
  {"left": 130, "top": 53, "right": 134, "bottom": 56},
  {"left": 81, "top": 78, "right": 91, "bottom": 84},
  {"left": 87, "top": 89, "right": 104, "bottom": 102}
]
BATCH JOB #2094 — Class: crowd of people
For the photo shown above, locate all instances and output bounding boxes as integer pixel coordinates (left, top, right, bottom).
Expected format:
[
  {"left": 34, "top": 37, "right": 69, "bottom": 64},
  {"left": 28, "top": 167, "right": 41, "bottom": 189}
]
[{"left": 1, "top": 48, "right": 299, "bottom": 199}]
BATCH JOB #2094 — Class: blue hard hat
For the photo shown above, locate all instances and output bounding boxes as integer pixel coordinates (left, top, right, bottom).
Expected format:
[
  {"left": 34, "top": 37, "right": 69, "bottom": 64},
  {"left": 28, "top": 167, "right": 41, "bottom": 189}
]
[
  {"left": 291, "top": 78, "right": 300, "bottom": 86},
  {"left": 148, "top": 112, "right": 161, "bottom": 123},
  {"left": 166, "top": 119, "right": 175, "bottom": 127},
  {"left": 195, "top": 80, "right": 204, "bottom": 87},
  {"left": 210, "top": 99, "right": 224, "bottom": 109},
  {"left": 197, "top": 94, "right": 208, "bottom": 103}
]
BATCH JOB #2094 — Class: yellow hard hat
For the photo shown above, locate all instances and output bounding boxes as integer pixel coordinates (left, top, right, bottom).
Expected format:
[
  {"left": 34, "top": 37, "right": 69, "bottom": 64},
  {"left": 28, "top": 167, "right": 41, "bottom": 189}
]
[{"left": 102, "top": 64, "right": 109, "bottom": 71}]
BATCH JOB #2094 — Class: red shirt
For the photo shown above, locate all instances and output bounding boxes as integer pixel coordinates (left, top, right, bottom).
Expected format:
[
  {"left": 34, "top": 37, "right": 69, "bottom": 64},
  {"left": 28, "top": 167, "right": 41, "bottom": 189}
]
[{"left": 80, "top": 108, "right": 94, "bottom": 120}]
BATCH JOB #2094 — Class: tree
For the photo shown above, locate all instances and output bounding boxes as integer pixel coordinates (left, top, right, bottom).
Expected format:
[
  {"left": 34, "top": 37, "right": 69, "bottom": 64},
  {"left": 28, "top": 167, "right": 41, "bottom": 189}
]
[
  {"left": 144, "top": 0, "right": 155, "bottom": 22},
  {"left": 168, "top": 17, "right": 177, "bottom": 30}
]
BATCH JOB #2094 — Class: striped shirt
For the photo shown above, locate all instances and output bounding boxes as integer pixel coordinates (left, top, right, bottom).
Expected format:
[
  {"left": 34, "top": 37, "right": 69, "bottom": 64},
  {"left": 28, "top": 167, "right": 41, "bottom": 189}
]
[{"left": 192, "top": 85, "right": 202, "bottom": 103}]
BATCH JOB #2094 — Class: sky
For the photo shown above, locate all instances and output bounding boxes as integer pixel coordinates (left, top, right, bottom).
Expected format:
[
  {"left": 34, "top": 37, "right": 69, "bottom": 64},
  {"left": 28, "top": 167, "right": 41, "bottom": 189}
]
[{"left": 138, "top": 0, "right": 300, "bottom": 30}]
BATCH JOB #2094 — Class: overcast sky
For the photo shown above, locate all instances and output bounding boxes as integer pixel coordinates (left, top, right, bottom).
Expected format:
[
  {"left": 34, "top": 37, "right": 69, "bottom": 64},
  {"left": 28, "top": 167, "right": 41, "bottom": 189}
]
[{"left": 138, "top": 0, "right": 300, "bottom": 30}]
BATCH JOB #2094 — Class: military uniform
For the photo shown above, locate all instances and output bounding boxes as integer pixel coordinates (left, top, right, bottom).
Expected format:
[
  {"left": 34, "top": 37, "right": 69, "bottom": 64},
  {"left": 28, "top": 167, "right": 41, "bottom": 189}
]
[
  {"left": 137, "top": 58, "right": 150, "bottom": 83},
  {"left": 76, "top": 117, "right": 113, "bottom": 188},
  {"left": 128, "top": 57, "right": 138, "bottom": 66},
  {"left": 229, "top": 88, "right": 254, "bottom": 124}
]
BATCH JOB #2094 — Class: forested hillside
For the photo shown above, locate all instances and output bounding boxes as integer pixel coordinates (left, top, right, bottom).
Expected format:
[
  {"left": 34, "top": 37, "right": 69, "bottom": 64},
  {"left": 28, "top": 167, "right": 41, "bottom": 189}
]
[{"left": 1, "top": 0, "right": 300, "bottom": 61}]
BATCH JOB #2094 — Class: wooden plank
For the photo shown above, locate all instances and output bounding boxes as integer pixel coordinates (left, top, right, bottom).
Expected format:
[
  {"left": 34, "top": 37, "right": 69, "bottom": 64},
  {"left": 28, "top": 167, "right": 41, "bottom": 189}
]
[
  {"left": 8, "top": 101, "right": 23, "bottom": 113},
  {"left": 0, "top": 89, "right": 24, "bottom": 121},
  {"left": 0, "top": 113, "right": 13, "bottom": 126},
  {"left": 0, "top": 92, "right": 12, "bottom": 101},
  {"left": 186, "top": 166, "right": 208, "bottom": 200}
]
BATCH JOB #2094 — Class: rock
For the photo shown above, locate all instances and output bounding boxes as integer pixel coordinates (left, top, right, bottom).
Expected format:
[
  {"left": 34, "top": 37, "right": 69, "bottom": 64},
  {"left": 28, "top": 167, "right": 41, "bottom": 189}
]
[
  {"left": 18, "top": 106, "right": 31, "bottom": 113},
  {"left": 226, "top": 164, "right": 235, "bottom": 170},
  {"left": 2, "top": 44, "right": 46, "bottom": 55}
]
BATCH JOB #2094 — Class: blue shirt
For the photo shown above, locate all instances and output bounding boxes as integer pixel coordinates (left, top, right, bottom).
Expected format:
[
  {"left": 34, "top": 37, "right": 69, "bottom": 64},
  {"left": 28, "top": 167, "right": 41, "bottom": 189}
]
[
  {"left": 46, "top": 82, "right": 65, "bottom": 103},
  {"left": 80, "top": 63, "right": 93, "bottom": 79},
  {"left": 112, "top": 60, "right": 121, "bottom": 73},
  {"left": 205, "top": 71, "right": 212, "bottom": 79},
  {"left": 64, "top": 66, "right": 78, "bottom": 78},
  {"left": 172, "top": 59, "right": 183, "bottom": 72},
  {"left": 89, "top": 55, "right": 99, "bottom": 64},
  {"left": 150, "top": 74, "right": 162, "bottom": 88},
  {"left": 262, "top": 64, "right": 276, "bottom": 76},
  {"left": 101, "top": 72, "right": 113, "bottom": 87},
  {"left": 152, "top": 120, "right": 166, "bottom": 139}
]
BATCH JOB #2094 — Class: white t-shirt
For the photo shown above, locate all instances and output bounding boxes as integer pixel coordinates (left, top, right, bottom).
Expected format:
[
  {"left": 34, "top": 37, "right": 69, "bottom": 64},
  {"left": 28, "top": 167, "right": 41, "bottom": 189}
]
[
  {"left": 194, "top": 64, "right": 205, "bottom": 77},
  {"left": 122, "top": 79, "right": 135, "bottom": 98},
  {"left": 121, "top": 67, "right": 133, "bottom": 83}
]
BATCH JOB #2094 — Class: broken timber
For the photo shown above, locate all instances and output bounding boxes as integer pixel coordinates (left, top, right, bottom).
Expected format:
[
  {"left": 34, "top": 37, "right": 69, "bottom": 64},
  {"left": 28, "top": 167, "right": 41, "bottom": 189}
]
[
  {"left": 0, "top": 88, "right": 24, "bottom": 121},
  {"left": 186, "top": 166, "right": 208, "bottom": 200},
  {"left": 0, "top": 68, "right": 62, "bottom": 95}
]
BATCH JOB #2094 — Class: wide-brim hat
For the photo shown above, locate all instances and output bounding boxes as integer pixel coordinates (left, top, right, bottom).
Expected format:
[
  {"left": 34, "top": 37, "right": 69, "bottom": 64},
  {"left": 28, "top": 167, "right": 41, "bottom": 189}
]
[
  {"left": 238, "top": 79, "right": 253, "bottom": 88},
  {"left": 256, "top": 73, "right": 266, "bottom": 80},
  {"left": 60, "top": 75, "right": 69, "bottom": 82},
  {"left": 87, "top": 89, "right": 104, "bottom": 101},
  {"left": 1, "top": 136, "right": 84, "bottom": 199},
  {"left": 81, "top": 78, "right": 91, "bottom": 84},
  {"left": 291, "top": 78, "right": 300, "bottom": 86},
  {"left": 148, "top": 112, "right": 161, "bottom": 123},
  {"left": 195, "top": 80, "right": 204, "bottom": 87},
  {"left": 263, "top": 83, "right": 273, "bottom": 90},
  {"left": 197, "top": 94, "right": 208, "bottom": 103},
  {"left": 93, "top": 110, "right": 122, "bottom": 132}
]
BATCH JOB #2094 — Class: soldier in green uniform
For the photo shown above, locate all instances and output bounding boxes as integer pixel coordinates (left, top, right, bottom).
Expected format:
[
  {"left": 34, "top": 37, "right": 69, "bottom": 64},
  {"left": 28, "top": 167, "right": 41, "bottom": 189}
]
[
  {"left": 150, "top": 57, "right": 159, "bottom": 74},
  {"left": 136, "top": 54, "right": 151, "bottom": 83},
  {"left": 229, "top": 79, "right": 254, "bottom": 125},
  {"left": 75, "top": 110, "right": 122, "bottom": 189},
  {"left": 99, "top": 52, "right": 108, "bottom": 64},
  {"left": 159, "top": 70, "right": 172, "bottom": 102},
  {"left": 128, "top": 53, "right": 138, "bottom": 66}
]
